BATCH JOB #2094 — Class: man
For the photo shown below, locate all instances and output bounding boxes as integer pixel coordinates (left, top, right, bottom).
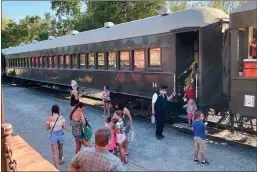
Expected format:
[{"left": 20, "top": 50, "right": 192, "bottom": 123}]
[
  {"left": 152, "top": 85, "right": 175, "bottom": 140},
  {"left": 70, "top": 128, "right": 125, "bottom": 171}
]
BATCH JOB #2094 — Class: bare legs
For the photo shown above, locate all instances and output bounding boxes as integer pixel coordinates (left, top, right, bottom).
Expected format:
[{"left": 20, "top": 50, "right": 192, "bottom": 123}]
[
  {"left": 58, "top": 144, "right": 63, "bottom": 163},
  {"left": 194, "top": 149, "right": 206, "bottom": 161},
  {"left": 188, "top": 119, "right": 191, "bottom": 128},
  {"left": 103, "top": 103, "right": 110, "bottom": 116},
  {"left": 75, "top": 141, "right": 82, "bottom": 154},
  {"left": 124, "top": 134, "right": 129, "bottom": 155},
  {"left": 51, "top": 144, "right": 60, "bottom": 170},
  {"left": 117, "top": 143, "right": 126, "bottom": 164}
]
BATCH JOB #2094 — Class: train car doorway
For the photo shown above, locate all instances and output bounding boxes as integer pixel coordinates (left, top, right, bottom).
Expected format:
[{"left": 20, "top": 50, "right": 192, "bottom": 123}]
[{"left": 175, "top": 31, "right": 199, "bottom": 102}]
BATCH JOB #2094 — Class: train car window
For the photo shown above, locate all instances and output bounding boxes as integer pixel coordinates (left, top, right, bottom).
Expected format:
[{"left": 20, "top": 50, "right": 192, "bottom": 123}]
[
  {"left": 108, "top": 52, "right": 116, "bottom": 69},
  {"left": 88, "top": 53, "right": 95, "bottom": 68},
  {"left": 39, "top": 57, "right": 43, "bottom": 68},
  {"left": 28, "top": 57, "right": 31, "bottom": 67},
  {"left": 49, "top": 56, "right": 53, "bottom": 68},
  {"left": 79, "top": 54, "right": 86, "bottom": 69},
  {"left": 43, "top": 57, "right": 47, "bottom": 68},
  {"left": 53, "top": 56, "right": 58, "bottom": 68},
  {"left": 59, "top": 56, "right": 64, "bottom": 68},
  {"left": 149, "top": 48, "right": 161, "bottom": 67},
  {"left": 31, "top": 57, "right": 34, "bottom": 67},
  {"left": 120, "top": 51, "right": 129, "bottom": 69},
  {"left": 133, "top": 49, "right": 145, "bottom": 70},
  {"left": 65, "top": 55, "right": 71, "bottom": 68},
  {"left": 97, "top": 53, "right": 104, "bottom": 68},
  {"left": 72, "top": 54, "right": 78, "bottom": 69},
  {"left": 22, "top": 58, "right": 24, "bottom": 67},
  {"left": 34, "top": 57, "right": 38, "bottom": 68}
]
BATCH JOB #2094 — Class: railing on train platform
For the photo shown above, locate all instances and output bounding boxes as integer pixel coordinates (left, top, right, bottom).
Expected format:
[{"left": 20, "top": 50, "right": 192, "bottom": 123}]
[{"left": 1, "top": 94, "right": 17, "bottom": 172}]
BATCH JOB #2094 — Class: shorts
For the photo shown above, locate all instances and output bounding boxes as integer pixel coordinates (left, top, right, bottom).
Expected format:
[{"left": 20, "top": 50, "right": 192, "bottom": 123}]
[
  {"left": 194, "top": 136, "right": 206, "bottom": 152},
  {"left": 124, "top": 123, "right": 130, "bottom": 135},
  {"left": 50, "top": 130, "right": 64, "bottom": 145},
  {"left": 116, "top": 133, "right": 126, "bottom": 144},
  {"left": 74, "top": 135, "right": 84, "bottom": 141},
  {"left": 187, "top": 113, "right": 194, "bottom": 120}
]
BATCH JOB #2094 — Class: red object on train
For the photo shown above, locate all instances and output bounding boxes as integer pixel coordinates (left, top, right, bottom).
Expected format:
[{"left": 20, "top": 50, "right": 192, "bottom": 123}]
[
  {"left": 186, "top": 87, "right": 196, "bottom": 99},
  {"left": 243, "top": 60, "right": 257, "bottom": 77}
]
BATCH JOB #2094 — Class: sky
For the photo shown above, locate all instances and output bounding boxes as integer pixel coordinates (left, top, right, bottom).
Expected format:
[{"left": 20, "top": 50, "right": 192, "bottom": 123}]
[{"left": 2, "top": 1, "right": 53, "bottom": 21}]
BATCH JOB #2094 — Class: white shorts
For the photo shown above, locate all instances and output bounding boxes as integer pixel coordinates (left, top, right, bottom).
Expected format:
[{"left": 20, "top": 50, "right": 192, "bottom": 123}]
[{"left": 116, "top": 133, "right": 126, "bottom": 144}]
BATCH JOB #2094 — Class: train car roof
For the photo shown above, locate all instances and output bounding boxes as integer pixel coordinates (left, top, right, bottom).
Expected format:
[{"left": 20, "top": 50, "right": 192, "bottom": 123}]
[
  {"left": 3, "top": 7, "right": 228, "bottom": 56},
  {"left": 231, "top": 1, "right": 257, "bottom": 13}
]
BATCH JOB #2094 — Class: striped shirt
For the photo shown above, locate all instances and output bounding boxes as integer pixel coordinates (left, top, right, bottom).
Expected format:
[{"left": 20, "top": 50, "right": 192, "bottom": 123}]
[{"left": 70, "top": 147, "right": 125, "bottom": 171}]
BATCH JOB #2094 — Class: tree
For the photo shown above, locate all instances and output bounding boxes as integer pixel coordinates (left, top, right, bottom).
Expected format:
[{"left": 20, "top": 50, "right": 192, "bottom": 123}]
[
  {"left": 169, "top": 1, "right": 188, "bottom": 12},
  {"left": 77, "top": 1, "right": 166, "bottom": 31}
]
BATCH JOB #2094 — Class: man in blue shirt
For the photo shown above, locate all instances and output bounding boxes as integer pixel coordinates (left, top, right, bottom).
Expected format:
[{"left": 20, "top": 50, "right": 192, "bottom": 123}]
[{"left": 192, "top": 110, "right": 209, "bottom": 166}]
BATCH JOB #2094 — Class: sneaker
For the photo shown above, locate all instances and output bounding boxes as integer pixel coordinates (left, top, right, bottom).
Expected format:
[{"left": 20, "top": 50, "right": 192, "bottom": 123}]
[
  {"left": 194, "top": 159, "right": 199, "bottom": 164},
  {"left": 59, "top": 157, "right": 64, "bottom": 164},
  {"left": 201, "top": 160, "right": 209, "bottom": 166}
]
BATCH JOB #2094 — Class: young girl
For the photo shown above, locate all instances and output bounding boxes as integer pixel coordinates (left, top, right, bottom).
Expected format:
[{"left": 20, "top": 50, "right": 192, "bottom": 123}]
[
  {"left": 183, "top": 99, "right": 197, "bottom": 128},
  {"left": 113, "top": 110, "right": 127, "bottom": 165},
  {"left": 102, "top": 86, "right": 110, "bottom": 117},
  {"left": 105, "top": 115, "right": 118, "bottom": 154}
]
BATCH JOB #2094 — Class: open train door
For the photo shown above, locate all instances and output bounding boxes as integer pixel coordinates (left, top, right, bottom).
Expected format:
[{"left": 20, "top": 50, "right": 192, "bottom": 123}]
[{"left": 199, "top": 20, "right": 229, "bottom": 110}]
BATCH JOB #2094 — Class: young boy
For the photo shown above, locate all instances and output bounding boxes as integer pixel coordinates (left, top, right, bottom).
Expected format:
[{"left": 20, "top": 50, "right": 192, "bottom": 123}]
[{"left": 192, "top": 110, "right": 209, "bottom": 166}]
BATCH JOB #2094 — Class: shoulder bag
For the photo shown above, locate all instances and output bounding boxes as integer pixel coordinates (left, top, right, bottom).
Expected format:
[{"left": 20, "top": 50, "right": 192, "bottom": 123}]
[{"left": 82, "top": 118, "right": 93, "bottom": 141}]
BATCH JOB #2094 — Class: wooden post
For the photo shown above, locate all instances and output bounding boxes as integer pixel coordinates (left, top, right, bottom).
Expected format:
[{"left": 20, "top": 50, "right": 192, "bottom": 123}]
[
  {"left": 1, "top": 92, "right": 4, "bottom": 123},
  {"left": 2, "top": 123, "right": 16, "bottom": 171}
]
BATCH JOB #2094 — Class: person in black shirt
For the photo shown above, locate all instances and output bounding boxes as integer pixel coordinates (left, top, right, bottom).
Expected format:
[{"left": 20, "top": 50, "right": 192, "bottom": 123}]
[
  {"left": 152, "top": 85, "right": 175, "bottom": 140},
  {"left": 70, "top": 80, "right": 79, "bottom": 109}
]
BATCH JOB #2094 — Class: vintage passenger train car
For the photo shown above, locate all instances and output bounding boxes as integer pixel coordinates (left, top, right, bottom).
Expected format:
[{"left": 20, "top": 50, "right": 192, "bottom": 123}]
[
  {"left": 1, "top": 7, "right": 229, "bottom": 116},
  {"left": 2, "top": 3, "right": 256, "bottom": 131}
]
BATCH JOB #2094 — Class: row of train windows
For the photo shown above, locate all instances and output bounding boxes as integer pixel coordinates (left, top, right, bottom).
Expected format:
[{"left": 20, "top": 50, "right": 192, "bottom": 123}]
[{"left": 7, "top": 48, "right": 161, "bottom": 70}]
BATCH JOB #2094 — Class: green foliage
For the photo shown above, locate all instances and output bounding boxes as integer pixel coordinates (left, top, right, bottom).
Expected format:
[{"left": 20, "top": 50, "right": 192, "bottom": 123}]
[
  {"left": 170, "top": 1, "right": 188, "bottom": 12},
  {"left": 2, "top": 1, "right": 247, "bottom": 49}
]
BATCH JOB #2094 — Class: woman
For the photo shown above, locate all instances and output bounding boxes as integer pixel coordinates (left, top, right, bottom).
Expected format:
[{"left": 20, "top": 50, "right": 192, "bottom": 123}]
[
  {"left": 46, "top": 104, "right": 66, "bottom": 170},
  {"left": 114, "top": 100, "right": 133, "bottom": 155},
  {"left": 113, "top": 110, "right": 127, "bottom": 164},
  {"left": 70, "top": 102, "right": 90, "bottom": 153},
  {"left": 102, "top": 86, "right": 110, "bottom": 117},
  {"left": 70, "top": 80, "right": 79, "bottom": 109}
]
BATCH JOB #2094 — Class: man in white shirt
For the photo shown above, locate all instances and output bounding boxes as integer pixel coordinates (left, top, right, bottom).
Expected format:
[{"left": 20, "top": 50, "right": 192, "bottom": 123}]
[{"left": 152, "top": 85, "right": 175, "bottom": 140}]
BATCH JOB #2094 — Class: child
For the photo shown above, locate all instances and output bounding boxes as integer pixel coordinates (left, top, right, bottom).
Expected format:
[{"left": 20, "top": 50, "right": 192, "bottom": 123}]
[
  {"left": 102, "top": 86, "right": 110, "bottom": 117},
  {"left": 192, "top": 110, "right": 209, "bottom": 166},
  {"left": 113, "top": 110, "right": 127, "bottom": 165},
  {"left": 183, "top": 99, "right": 197, "bottom": 128},
  {"left": 104, "top": 115, "right": 112, "bottom": 128},
  {"left": 105, "top": 117, "right": 118, "bottom": 154},
  {"left": 183, "top": 83, "right": 196, "bottom": 102}
]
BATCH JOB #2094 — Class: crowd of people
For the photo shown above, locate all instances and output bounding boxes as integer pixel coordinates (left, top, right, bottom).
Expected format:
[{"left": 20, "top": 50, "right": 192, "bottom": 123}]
[{"left": 45, "top": 80, "right": 209, "bottom": 171}]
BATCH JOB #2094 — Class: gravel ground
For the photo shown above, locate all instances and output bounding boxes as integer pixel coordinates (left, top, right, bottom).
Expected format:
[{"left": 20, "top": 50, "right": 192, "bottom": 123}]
[{"left": 2, "top": 85, "right": 257, "bottom": 171}]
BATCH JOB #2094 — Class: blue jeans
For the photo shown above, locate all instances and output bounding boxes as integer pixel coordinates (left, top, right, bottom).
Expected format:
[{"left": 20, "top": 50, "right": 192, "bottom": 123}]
[
  {"left": 50, "top": 130, "right": 64, "bottom": 145},
  {"left": 125, "top": 122, "right": 130, "bottom": 135}
]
